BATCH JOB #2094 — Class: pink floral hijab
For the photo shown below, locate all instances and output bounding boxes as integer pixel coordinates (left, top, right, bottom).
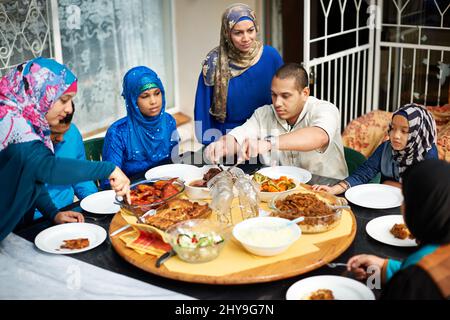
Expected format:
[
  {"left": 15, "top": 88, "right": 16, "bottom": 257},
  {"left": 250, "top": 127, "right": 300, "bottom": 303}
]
[{"left": 0, "top": 57, "right": 77, "bottom": 153}]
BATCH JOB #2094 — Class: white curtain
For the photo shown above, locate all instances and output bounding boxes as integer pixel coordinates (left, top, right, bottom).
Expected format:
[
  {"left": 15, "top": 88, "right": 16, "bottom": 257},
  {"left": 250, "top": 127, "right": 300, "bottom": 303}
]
[{"left": 58, "top": 0, "right": 174, "bottom": 134}]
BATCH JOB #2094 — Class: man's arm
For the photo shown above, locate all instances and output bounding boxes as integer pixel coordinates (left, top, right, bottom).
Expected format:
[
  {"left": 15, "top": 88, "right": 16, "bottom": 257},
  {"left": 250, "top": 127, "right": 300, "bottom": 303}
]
[
  {"left": 205, "top": 107, "right": 263, "bottom": 163},
  {"left": 277, "top": 126, "right": 329, "bottom": 152}
]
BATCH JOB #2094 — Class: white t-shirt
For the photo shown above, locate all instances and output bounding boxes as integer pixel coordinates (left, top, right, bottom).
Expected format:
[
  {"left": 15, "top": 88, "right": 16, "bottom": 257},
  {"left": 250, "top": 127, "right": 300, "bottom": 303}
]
[{"left": 229, "top": 96, "right": 348, "bottom": 179}]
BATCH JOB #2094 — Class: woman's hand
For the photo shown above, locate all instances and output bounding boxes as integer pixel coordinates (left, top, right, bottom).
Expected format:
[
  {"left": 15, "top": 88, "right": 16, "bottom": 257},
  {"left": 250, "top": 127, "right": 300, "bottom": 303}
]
[
  {"left": 109, "top": 166, "right": 131, "bottom": 204},
  {"left": 54, "top": 211, "right": 85, "bottom": 224},
  {"left": 347, "top": 254, "right": 385, "bottom": 281}
]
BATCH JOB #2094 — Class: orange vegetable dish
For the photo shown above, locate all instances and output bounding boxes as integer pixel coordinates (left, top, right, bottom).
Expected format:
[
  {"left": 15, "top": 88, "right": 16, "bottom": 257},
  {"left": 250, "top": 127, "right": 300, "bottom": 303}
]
[
  {"left": 129, "top": 178, "right": 180, "bottom": 205},
  {"left": 253, "top": 173, "right": 296, "bottom": 192}
]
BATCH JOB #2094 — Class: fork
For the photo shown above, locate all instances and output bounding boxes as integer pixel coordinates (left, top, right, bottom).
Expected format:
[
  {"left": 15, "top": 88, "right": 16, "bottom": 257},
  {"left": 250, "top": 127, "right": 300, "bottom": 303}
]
[
  {"left": 327, "top": 262, "right": 348, "bottom": 268},
  {"left": 84, "top": 215, "right": 108, "bottom": 222}
]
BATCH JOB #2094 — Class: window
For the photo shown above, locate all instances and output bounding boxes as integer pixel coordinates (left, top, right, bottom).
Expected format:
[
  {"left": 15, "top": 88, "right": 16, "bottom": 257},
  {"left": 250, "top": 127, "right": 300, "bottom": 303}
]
[
  {"left": 0, "top": 0, "right": 175, "bottom": 136},
  {"left": 58, "top": 0, "right": 175, "bottom": 134}
]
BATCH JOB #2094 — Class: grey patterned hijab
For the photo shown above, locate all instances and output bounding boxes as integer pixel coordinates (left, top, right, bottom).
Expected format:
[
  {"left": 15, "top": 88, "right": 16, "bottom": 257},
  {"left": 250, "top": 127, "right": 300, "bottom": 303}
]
[
  {"left": 202, "top": 3, "right": 263, "bottom": 123},
  {"left": 391, "top": 104, "right": 437, "bottom": 179}
]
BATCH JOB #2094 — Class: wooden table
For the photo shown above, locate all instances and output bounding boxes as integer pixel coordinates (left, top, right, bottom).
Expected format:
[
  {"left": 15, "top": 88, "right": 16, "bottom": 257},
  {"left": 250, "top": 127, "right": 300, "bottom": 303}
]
[{"left": 109, "top": 208, "right": 357, "bottom": 285}]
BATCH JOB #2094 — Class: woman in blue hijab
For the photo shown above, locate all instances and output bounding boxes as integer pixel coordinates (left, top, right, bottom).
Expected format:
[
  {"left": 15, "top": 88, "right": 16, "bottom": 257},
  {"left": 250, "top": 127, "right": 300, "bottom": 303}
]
[{"left": 102, "top": 67, "right": 179, "bottom": 186}]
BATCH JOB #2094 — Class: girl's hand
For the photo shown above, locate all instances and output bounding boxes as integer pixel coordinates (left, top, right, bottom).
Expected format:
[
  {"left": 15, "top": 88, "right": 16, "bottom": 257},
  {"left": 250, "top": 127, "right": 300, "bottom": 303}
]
[
  {"left": 109, "top": 167, "right": 131, "bottom": 204},
  {"left": 312, "top": 184, "right": 343, "bottom": 195},
  {"left": 54, "top": 211, "right": 85, "bottom": 224},
  {"left": 347, "top": 254, "right": 385, "bottom": 281}
]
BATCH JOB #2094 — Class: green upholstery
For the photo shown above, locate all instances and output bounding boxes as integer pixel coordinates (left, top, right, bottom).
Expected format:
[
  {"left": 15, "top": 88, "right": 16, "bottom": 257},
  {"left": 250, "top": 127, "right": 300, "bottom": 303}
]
[
  {"left": 83, "top": 137, "right": 105, "bottom": 188},
  {"left": 83, "top": 137, "right": 104, "bottom": 162},
  {"left": 344, "top": 147, "right": 381, "bottom": 184}
]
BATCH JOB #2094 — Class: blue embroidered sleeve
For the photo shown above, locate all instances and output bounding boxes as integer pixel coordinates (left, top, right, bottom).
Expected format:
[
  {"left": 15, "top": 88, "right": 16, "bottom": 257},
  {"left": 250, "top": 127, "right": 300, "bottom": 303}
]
[
  {"left": 101, "top": 123, "right": 125, "bottom": 189},
  {"left": 346, "top": 143, "right": 385, "bottom": 187}
]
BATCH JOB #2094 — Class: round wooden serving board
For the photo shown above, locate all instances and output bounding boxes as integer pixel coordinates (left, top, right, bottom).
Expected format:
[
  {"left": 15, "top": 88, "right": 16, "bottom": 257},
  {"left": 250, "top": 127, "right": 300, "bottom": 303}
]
[{"left": 109, "top": 212, "right": 357, "bottom": 285}]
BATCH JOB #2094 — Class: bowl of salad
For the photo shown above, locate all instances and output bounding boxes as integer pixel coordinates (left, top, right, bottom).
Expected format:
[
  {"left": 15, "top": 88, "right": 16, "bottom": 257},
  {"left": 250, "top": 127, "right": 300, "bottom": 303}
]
[{"left": 165, "top": 219, "right": 230, "bottom": 263}]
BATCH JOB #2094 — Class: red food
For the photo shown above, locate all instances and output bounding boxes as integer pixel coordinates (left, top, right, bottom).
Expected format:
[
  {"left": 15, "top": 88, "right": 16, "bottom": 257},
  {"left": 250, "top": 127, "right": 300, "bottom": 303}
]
[{"left": 129, "top": 178, "right": 180, "bottom": 206}]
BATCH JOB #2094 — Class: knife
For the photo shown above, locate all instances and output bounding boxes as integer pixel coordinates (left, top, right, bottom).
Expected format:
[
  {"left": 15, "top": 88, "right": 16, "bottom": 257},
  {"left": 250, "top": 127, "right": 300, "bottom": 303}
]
[{"left": 110, "top": 224, "right": 132, "bottom": 237}]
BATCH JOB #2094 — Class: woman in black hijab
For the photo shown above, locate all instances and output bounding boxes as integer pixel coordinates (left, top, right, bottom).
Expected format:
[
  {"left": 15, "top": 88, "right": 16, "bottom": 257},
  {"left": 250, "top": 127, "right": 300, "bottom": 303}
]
[{"left": 347, "top": 159, "right": 450, "bottom": 299}]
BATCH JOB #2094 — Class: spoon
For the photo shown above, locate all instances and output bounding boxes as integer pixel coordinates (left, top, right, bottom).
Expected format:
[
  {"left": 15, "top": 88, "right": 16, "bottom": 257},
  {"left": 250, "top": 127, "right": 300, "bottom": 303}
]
[
  {"left": 262, "top": 216, "right": 305, "bottom": 232},
  {"left": 330, "top": 205, "right": 351, "bottom": 210}
]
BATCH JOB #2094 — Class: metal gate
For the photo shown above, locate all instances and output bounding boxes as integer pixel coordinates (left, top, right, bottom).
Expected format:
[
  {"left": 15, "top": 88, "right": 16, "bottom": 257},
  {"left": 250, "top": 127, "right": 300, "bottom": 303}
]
[{"left": 303, "top": 0, "right": 450, "bottom": 128}]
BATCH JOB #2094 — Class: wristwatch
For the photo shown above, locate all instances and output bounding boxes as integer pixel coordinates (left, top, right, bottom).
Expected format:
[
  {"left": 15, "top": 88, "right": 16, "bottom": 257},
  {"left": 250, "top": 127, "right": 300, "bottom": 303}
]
[{"left": 263, "top": 135, "right": 277, "bottom": 151}]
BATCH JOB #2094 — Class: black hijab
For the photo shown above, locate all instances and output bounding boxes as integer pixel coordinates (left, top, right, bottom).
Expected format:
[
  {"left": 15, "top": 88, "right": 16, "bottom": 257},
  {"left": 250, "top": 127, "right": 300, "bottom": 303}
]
[{"left": 403, "top": 159, "right": 450, "bottom": 245}]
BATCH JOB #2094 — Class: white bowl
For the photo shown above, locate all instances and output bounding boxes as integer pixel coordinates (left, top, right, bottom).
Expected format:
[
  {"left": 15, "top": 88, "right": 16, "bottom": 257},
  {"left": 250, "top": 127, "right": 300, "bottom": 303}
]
[
  {"left": 184, "top": 177, "right": 211, "bottom": 200},
  {"left": 257, "top": 178, "right": 300, "bottom": 203},
  {"left": 253, "top": 166, "right": 312, "bottom": 203},
  {"left": 232, "top": 217, "right": 301, "bottom": 256}
]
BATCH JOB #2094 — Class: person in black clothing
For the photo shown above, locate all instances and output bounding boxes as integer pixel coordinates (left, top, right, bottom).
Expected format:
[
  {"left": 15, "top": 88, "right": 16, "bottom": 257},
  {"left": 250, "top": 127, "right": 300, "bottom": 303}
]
[{"left": 347, "top": 159, "right": 450, "bottom": 300}]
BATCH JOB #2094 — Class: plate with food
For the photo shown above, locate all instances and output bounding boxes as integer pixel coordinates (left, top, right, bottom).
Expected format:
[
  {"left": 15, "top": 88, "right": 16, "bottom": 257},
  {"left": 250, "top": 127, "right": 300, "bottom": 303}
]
[
  {"left": 144, "top": 164, "right": 200, "bottom": 182},
  {"left": 253, "top": 166, "right": 312, "bottom": 202},
  {"left": 80, "top": 190, "right": 120, "bottom": 214},
  {"left": 345, "top": 184, "right": 403, "bottom": 209},
  {"left": 286, "top": 275, "right": 375, "bottom": 300},
  {"left": 141, "top": 198, "right": 213, "bottom": 231},
  {"left": 365, "top": 215, "right": 417, "bottom": 247},
  {"left": 34, "top": 223, "right": 107, "bottom": 254},
  {"left": 270, "top": 190, "right": 347, "bottom": 233},
  {"left": 116, "top": 178, "right": 185, "bottom": 216}
]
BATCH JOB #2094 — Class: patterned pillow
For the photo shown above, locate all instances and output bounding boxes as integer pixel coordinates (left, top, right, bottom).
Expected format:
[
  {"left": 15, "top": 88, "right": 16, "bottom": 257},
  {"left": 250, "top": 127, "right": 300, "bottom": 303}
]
[
  {"left": 427, "top": 104, "right": 450, "bottom": 162},
  {"left": 436, "top": 121, "right": 450, "bottom": 162},
  {"left": 426, "top": 104, "right": 450, "bottom": 131},
  {"left": 342, "top": 110, "right": 392, "bottom": 158}
]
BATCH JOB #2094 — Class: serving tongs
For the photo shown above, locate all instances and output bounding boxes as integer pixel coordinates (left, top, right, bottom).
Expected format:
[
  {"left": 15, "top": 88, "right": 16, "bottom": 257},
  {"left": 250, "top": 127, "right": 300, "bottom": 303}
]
[{"left": 155, "top": 249, "right": 177, "bottom": 268}]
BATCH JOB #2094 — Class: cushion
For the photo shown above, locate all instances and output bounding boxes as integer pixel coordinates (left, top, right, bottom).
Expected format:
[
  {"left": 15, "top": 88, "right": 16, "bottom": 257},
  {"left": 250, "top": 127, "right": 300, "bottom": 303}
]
[{"left": 342, "top": 110, "right": 392, "bottom": 158}]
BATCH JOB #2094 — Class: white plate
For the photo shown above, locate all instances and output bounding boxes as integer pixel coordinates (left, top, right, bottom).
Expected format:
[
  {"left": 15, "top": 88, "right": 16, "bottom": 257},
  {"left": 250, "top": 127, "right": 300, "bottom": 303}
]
[
  {"left": 286, "top": 275, "right": 375, "bottom": 300},
  {"left": 145, "top": 163, "right": 200, "bottom": 182},
  {"left": 80, "top": 190, "right": 120, "bottom": 214},
  {"left": 366, "top": 215, "right": 417, "bottom": 247},
  {"left": 34, "top": 223, "right": 107, "bottom": 254},
  {"left": 345, "top": 184, "right": 403, "bottom": 209},
  {"left": 256, "top": 166, "right": 312, "bottom": 184}
]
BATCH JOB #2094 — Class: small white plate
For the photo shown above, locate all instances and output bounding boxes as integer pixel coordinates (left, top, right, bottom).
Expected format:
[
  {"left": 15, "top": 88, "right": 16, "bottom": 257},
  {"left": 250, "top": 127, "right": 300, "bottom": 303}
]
[
  {"left": 366, "top": 215, "right": 417, "bottom": 247},
  {"left": 34, "top": 223, "right": 107, "bottom": 254},
  {"left": 80, "top": 190, "right": 119, "bottom": 214},
  {"left": 256, "top": 166, "right": 312, "bottom": 184},
  {"left": 145, "top": 163, "right": 200, "bottom": 182},
  {"left": 345, "top": 184, "right": 403, "bottom": 209},
  {"left": 286, "top": 275, "right": 375, "bottom": 300}
]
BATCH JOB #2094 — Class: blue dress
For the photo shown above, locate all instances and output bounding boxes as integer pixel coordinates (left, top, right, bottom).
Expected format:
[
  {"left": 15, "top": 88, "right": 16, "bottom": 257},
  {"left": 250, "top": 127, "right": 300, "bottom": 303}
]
[
  {"left": 194, "top": 45, "right": 283, "bottom": 145},
  {"left": 346, "top": 141, "right": 439, "bottom": 186},
  {"left": 102, "top": 116, "right": 179, "bottom": 186}
]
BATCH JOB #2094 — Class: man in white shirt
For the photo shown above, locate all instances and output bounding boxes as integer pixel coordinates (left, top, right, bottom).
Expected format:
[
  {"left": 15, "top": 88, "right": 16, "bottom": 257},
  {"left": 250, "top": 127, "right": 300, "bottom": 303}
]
[{"left": 205, "top": 63, "right": 348, "bottom": 179}]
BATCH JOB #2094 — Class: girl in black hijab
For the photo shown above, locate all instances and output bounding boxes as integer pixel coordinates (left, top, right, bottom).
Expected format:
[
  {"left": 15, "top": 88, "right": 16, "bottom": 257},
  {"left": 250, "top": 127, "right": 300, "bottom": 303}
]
[{"left": 347, "top": 159, "right": 450, "bottom": 299}]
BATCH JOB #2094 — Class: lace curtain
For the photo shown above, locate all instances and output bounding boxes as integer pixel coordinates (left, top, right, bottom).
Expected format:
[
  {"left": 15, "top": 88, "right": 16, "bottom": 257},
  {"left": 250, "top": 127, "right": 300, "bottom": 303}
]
[{"left": 58, "top": 0, "right": 174, "bottom": 134}]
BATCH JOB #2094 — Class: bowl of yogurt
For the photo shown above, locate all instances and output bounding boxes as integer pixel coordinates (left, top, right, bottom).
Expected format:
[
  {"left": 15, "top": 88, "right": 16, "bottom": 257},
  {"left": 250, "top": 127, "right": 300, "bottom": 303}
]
[{"left": 232, "top": 217, "right": 301, "bottom": 256}]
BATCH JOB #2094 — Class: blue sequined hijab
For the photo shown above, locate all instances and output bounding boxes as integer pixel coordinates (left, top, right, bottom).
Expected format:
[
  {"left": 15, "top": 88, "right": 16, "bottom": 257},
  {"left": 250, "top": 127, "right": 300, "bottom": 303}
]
[{"left": 122, "top": 66, "right": 173, "bottom": 161}]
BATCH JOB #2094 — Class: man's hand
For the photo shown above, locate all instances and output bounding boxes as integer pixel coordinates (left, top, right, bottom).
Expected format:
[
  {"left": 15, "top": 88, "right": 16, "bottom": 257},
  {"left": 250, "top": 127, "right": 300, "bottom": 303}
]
[
  {"left": 204, "top": 135, "right": 239, "bottom": 164},
  {"left": 109, "top": 166, "right": 131, "bottom": 204},
  {"left": 241, "top": 138, "right": 271, "bottom": 160},
  {"left": 54, "top": 211, "right": 84, "bottom": 224}
]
